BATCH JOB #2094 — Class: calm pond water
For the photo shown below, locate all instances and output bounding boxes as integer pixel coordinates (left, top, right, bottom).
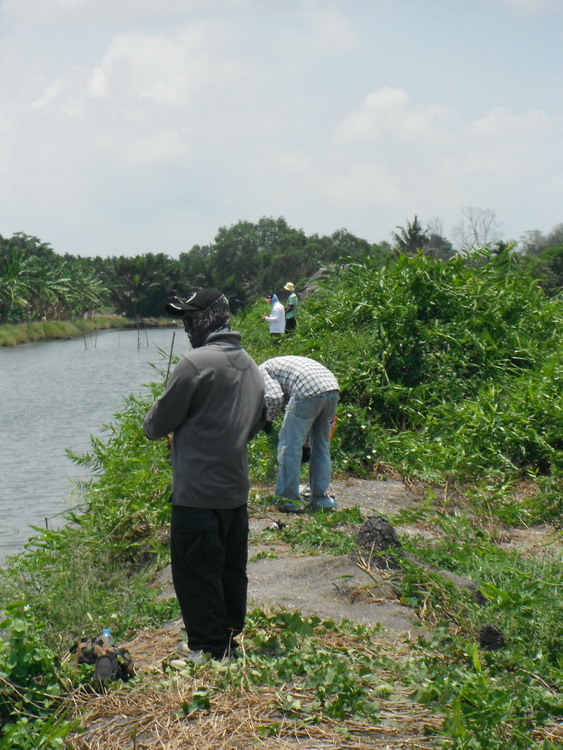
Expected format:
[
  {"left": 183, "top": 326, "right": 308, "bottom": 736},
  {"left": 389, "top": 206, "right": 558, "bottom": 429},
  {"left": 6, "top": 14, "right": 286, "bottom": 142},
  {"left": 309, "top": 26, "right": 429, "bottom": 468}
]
[{"left": 0, "top": 327, "right": 184, "bottom": 560}]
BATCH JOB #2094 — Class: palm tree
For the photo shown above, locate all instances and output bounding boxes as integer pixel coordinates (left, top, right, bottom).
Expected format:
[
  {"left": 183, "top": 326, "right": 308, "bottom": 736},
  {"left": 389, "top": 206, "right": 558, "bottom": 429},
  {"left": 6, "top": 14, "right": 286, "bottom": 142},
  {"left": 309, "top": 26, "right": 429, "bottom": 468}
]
[
  {"left": 391, "top": 215, "right": 428, "bottom": 255},
  {"left": 0, "top": 245, "right": 35, "bottom": 322},
  {"left": 101, "top": 254, "right": 179, "bottom": 318}
]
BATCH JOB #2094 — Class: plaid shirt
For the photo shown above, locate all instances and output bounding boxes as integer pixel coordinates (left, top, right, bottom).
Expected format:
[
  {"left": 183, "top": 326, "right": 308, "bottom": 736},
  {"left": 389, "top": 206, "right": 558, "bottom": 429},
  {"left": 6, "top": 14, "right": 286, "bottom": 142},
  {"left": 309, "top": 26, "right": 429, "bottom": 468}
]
[{"left": 259, "top": 356, "right": 339, "bottom": 421}]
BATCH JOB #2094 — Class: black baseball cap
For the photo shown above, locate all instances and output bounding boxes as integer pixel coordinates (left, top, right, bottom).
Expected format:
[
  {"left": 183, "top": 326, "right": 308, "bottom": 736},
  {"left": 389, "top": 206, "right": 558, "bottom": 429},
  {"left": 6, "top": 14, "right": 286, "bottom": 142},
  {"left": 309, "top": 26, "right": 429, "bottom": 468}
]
[{"left": 164, "top": 288, "right": 224, "bottom": 315}]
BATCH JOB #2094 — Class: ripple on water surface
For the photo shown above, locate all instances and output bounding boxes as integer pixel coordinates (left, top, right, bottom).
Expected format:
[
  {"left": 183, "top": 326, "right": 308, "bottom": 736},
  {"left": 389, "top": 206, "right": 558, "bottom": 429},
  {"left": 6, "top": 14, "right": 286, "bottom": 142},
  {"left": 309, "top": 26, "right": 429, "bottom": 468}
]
[{"left": 0, "top": 327, "right": 181, "bottom": 560}]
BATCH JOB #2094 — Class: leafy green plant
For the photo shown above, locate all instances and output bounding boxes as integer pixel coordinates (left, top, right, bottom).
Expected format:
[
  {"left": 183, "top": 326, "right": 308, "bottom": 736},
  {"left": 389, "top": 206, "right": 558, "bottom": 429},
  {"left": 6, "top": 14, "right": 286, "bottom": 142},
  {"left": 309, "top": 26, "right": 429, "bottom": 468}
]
[
  {"left": 205, "top": 611, "right": 383, "bottom": 722},
  {"left": 469, "top": 475, "right": 563, "bottom": 527},
  {"left": 411, "top": 631, "right": 562, "bottom": 749},
  {"left": 241, "top": 250, "right": 562, "bottom": 484},
  {"left": 394, "top": 510, "right": 562, "bottom": 748},
  {"left": 0, "top": 604, "right": 76, "bottom": 749}
]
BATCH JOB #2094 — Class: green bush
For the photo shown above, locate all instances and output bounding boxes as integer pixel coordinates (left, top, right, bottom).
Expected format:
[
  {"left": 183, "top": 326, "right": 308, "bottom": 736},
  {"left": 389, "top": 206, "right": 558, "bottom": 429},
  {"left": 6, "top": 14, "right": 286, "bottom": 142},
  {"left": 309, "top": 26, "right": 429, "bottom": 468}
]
[
  {"left": 0, "top": 605, "right": 74, "bottom": 748},
  {"left": 241, "top": 250, "right": 562, "bottom": 484}
]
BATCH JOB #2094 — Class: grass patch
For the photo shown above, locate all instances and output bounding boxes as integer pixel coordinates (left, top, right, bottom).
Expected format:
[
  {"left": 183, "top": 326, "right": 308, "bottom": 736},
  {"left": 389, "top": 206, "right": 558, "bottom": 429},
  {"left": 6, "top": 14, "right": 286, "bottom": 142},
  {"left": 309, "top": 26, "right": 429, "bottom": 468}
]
[
  {"left": 260, "top": 507, "right": 364, "bottom": 555},
  {"left": 0, "top": 316, "right": 177, "bottom": 346}
]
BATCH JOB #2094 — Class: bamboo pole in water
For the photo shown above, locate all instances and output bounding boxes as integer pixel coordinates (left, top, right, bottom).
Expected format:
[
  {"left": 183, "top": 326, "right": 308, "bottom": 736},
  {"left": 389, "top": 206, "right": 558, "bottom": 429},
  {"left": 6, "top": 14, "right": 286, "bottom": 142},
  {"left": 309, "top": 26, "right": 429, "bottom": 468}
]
[{"left": 165, "top": 332, "right": 176, "bottom": 385}]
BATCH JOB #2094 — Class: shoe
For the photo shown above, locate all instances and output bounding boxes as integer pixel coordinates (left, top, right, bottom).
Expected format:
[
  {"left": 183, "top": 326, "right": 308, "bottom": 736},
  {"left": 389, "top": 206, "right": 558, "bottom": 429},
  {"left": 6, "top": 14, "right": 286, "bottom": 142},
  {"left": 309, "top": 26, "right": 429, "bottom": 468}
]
[
  {"left": 299, "top": 483, "right": 312, "bottom": 498},
  {"left": 169, "top": 658, "right": 188, "bottom": 670},
  {"left": 278, "top": 498, "right": 308, "bottom": 513},
  {"left": 175, "top": 642, "right": 208, "bottom": 664},
  {"left": 309, "top": 496, "right": 337, "bottom": 512}
]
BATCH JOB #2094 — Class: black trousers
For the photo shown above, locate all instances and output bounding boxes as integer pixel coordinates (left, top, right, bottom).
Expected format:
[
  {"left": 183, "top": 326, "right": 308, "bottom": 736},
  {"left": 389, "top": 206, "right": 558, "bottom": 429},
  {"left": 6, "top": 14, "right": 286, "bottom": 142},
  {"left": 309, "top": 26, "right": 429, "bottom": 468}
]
[{"left": 170, "top": 504, "right": 248, "bottom": 658}]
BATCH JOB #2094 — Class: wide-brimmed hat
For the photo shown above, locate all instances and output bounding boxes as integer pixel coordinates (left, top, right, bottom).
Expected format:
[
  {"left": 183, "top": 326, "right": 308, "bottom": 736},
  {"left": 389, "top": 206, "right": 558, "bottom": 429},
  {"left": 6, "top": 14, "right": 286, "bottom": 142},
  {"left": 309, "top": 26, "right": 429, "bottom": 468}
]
[
  {"left": 283, "top": 282, "right": 295, "bottom": 292},
  {"left": 164, "top": 288, "right": 224, "bottom": 315}
]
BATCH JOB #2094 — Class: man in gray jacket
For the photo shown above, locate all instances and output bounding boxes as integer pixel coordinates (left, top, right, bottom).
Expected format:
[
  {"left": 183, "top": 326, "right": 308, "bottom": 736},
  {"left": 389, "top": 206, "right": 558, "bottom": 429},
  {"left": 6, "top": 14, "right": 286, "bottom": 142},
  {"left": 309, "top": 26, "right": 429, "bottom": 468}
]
[{"left": 144, "top": 289, "right": 264, "bottom": 663}]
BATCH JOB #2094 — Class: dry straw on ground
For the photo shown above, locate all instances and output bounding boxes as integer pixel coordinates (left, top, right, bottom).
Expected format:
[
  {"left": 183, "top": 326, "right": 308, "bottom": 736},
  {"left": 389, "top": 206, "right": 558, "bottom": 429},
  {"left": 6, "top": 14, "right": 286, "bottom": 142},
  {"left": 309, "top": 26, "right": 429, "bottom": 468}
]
[{"left": 65, "top": 627, "right": 444, "bottom": 750}]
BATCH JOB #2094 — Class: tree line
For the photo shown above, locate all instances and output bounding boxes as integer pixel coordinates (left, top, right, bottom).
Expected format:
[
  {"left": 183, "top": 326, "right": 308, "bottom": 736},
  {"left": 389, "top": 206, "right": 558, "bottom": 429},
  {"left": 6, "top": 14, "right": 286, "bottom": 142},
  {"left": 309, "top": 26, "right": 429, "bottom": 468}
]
[{"left": 1, "top": 214, "right": 561, "bottom": 325}]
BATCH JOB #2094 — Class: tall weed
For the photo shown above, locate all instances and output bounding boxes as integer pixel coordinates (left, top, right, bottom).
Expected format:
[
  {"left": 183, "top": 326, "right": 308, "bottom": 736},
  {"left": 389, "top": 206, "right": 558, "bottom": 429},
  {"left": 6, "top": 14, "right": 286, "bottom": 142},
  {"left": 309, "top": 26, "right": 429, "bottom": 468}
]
[{"left": 241, "top": 250, "right": 562, "bottom": 484}]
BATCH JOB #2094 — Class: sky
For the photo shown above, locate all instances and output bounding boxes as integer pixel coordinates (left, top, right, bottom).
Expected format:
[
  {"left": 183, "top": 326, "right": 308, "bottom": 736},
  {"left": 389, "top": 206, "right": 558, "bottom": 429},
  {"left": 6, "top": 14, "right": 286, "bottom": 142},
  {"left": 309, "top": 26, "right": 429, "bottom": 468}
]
[{"left": 0, "top": 0, "right": 562, "bottom": 257}]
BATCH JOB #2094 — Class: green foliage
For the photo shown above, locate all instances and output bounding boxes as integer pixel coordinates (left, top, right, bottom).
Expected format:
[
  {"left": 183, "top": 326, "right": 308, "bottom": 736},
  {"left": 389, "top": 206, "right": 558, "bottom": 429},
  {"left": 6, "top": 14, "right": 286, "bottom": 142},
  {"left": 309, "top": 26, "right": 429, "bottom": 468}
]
[
  {"left": 97, "top": 253, "right": 180, "bottom": 318},
  {"left": 515, "top": 243, "right": 563, "bottom": 297},
  {"left": 199, "top": 611, "right": 383, "bottom": 722},
  {"left": 0, "top": 233, "right": 106, "bottom": 324},
  {"left": 242, "top": 249, "right": 562, "bottom": 484},
  {"left": 0, "top": 604, "right": 76, "bottom": 748},
  {"left": 67, "top": 389, "right": 172, "bottom": 557},
  {"left": 177, "top": 217, "right": 383, "bottom": 311},
  {"left": 392, "top": 214, "right": 428, "bottom": 255},
  {"left": 0, "top": 523, "right": 179, "bottom": 653},
  {"left": 395, "top": 513, "right": 563, "bottom": 748},
  {"left": 0, "top": 220, "right": 386, "bottom": 324},
  {"left": 247, "top": 430, "right": 279, "bottom": 485},
  {"left": 412, "top": 629, "right": 562, "bottom": 749},
  {"left": 467, "top": 477, "right": 563, "bottom": 527}
]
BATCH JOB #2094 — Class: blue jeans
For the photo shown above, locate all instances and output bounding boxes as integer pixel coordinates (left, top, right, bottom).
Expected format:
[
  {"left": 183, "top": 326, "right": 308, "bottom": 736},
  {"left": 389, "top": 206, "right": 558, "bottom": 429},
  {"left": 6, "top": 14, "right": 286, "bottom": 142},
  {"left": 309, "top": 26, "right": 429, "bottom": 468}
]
[{"left": 275, "top": 391, "right": 339, "bottom": 502}]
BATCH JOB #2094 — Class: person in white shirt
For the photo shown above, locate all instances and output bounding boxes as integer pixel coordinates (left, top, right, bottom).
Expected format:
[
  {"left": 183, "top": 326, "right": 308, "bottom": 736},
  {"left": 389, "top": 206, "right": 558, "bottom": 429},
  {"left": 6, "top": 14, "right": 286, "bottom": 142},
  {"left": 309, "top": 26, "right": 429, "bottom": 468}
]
[{"left": 262, "top": 293, "right": 285, "bottom": 345}]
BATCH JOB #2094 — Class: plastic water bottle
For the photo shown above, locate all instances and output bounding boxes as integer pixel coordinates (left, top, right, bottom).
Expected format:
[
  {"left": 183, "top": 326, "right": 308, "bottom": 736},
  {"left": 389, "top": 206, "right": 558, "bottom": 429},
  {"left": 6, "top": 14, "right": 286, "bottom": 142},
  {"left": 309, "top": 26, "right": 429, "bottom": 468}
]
[{"left": 101, "top": 628, "right": 114, "bottom": 646}]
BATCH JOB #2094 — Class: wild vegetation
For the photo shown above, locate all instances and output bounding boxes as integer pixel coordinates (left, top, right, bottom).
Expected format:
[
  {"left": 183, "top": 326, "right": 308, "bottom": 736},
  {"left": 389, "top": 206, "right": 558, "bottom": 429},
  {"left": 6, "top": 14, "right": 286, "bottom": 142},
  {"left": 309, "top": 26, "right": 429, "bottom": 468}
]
[
  {"left": 1, "top": 214, "right": 562, "bottom": 332},
  {"left": 0, "top": 248, "right": 561, "bottom": 748},
  {"left": 0, "top": 221, "right": 378, "bottom": 325}
]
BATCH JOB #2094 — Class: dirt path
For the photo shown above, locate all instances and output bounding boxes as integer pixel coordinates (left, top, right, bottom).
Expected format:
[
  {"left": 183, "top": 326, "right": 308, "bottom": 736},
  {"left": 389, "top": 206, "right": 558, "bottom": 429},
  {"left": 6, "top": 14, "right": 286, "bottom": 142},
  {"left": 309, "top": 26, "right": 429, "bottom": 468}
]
[
  {"left": 244, "top": 478, "right": 424, "bottom": 633},
  {"left": 149, "top": 475, "right": 560, "bottom": 647},
  {"left": 151, "top": 477, "right": 426, "bottom": 637},
  {"left": 68, "top": 478, "right": 448, "bottom": 749}
]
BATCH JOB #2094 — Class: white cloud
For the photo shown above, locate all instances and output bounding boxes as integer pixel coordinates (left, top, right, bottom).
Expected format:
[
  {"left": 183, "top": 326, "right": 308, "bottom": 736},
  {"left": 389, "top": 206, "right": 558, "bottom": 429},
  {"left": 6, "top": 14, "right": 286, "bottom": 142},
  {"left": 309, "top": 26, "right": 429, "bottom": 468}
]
[
  {"left": 97, "top": 26, "right": 243, "bottom": 105},
  {"left": 333, "top": 87, "right": 454, "bottom": 145},
  {"left": 468, "top": 106, "right": 554, "bottom": 137},
  {"left": 31, "top": 24, "right": 244, "bottom": 112},
  {"left": 19, "top": 24, "right": 246, "bottom": 170},
  {"left": 302, "top": 2, "right": 358, "bottom": 51}
]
